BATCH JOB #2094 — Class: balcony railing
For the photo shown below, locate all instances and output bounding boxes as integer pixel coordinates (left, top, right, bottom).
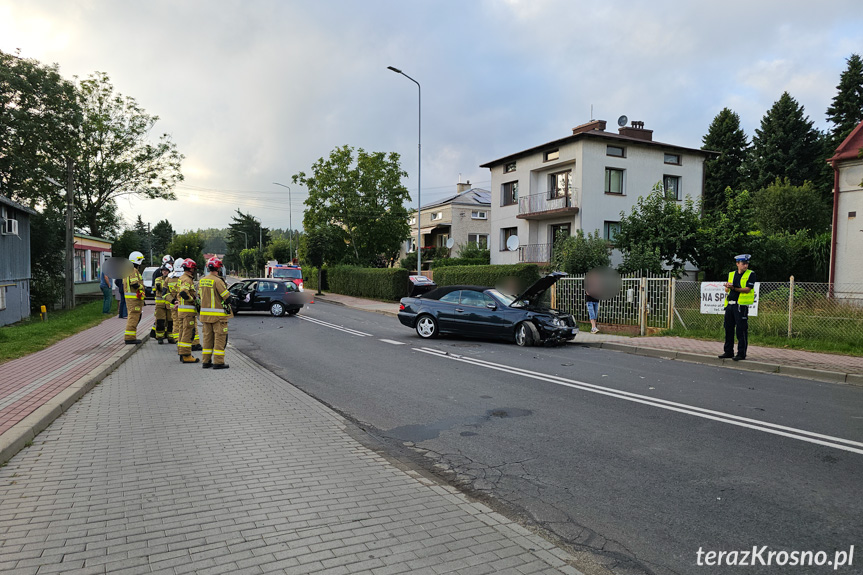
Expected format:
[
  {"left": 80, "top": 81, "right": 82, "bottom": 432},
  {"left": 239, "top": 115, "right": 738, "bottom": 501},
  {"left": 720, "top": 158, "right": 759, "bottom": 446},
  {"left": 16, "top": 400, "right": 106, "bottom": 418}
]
[
  {"left": 518, "top": 192, "right": 577, "bottom": 217},
  {"left": 518, "top": 243, "right": 552, "bottom": 263}
]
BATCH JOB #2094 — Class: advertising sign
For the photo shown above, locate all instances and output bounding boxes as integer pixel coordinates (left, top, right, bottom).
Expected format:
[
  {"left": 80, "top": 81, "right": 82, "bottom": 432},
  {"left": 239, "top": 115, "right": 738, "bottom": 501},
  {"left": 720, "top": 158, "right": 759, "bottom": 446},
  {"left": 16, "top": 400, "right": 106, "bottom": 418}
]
[{"left": 700, "top": 282, "right": 759, "bottom": 316}]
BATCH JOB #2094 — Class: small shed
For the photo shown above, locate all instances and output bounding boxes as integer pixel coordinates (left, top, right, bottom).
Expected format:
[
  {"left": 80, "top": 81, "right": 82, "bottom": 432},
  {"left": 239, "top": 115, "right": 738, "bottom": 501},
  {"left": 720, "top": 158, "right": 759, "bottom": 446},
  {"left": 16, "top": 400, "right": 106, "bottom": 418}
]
[{"left": 0, "top": 194, "right": 38, "bottom": 326}]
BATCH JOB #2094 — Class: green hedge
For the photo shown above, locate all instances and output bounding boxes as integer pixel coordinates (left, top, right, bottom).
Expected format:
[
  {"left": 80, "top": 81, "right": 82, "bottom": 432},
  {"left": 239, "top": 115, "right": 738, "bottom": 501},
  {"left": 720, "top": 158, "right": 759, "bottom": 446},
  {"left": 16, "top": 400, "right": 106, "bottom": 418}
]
[
  {"left": 433, "top": 264, "right": 541, "bottom": 291},
  {"left": 431, "top": 257, "right": 489, "bottom": 269},
  {"left": 303, "top": 266, "right": 328, "bottom": 291},
  {"left": 327, "top": 266, "right": 410, "bottom": 300}
]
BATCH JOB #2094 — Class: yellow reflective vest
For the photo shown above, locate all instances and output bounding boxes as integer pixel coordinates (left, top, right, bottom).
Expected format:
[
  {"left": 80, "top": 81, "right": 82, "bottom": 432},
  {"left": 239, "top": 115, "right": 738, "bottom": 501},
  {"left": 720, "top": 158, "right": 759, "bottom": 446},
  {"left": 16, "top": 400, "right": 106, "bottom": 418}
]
[
  {"left": 198, "top": 272, "right": 232, "bottom": 321},
  {"left": 723, "top": 269, "right": 755, "bottom": 306}
]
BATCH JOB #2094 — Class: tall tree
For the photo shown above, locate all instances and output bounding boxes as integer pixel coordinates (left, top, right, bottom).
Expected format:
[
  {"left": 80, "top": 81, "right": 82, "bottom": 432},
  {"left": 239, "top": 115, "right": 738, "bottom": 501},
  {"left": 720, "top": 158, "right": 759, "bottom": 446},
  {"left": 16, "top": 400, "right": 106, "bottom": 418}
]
[
  {"left": 696, "top": 188, "right": 753, "bottom": 280},
  {"left": 826, "top": 53, "right": 863, "bottom": 149},
  {"left": 293, "top": 145, "right": 411, "bottom": 266},
  {"left": 112, "top": 229, "right": 142, "bottom": 261},
  {"left": 745, "top": 92, "right": 823, "bottom": 194},
  {"left": 165, "top": 231, "right": 205, "bottom": 272},
  {"left": 133, "top": 215, "right": 152, "bottom": 264},
  {"left": 750, "top": 178, "right": 832, "bottom": 236},
  {"left": 73, "top": 72, "right": 184, "bottom": 237},
  {"left": 701, "top": 108, "right": 748, "bottom": 214},
  {"left": 225, "top": 210, "right": 268, "bottom": 271},
  {"left": 151, "top": 219, "right": 175, "bottom": 259},
  {"left": 614, "top": 182, "right": 702, "bottom": 276}
]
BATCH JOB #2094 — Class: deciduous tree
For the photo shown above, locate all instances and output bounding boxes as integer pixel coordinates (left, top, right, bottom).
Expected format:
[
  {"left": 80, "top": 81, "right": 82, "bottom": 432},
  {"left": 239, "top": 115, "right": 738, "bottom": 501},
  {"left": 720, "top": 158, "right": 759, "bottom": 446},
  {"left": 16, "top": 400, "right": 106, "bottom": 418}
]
[{"left": 294, "top": 145, "right": 410, "bottom": 266}]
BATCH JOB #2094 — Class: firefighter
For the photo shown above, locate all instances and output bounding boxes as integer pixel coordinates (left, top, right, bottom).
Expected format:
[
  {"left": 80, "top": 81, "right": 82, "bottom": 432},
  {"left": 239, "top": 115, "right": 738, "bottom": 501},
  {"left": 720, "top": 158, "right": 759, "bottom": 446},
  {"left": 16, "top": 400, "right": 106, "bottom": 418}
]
[
  {"left": 122, "top": 251, "right": 146, "bottom": 344},
  {"left": 166, "top": 258, "right": 181, "bottom": 344},
  {"left": 152, "top": 263, "right": 172, "bottom": 344},
  {"left": 176, "top": 259, "right": 200, "bottom": 363},
  {"left": 199, "top": 257, "right": 232, "bottom": 369}
]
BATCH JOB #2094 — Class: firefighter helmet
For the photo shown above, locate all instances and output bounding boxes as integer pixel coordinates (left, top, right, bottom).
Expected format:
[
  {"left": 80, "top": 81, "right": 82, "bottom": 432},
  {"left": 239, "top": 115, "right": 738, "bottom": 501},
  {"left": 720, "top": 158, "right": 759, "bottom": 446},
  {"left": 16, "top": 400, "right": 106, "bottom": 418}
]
[
  {"left": 162, "top": 254, "right": 174, "bottom": 264},
  {"left": 128, "top": 251, "right": 145, "bottom": 266},
  {"left": 161, "top": 263, "right": 173, "bottom": 273},
  {"left": 206, "top": 257, "right": 223, "bottom": 272},
  {"left": 182, "top": 259, "right": 197, "bottom": 271}
]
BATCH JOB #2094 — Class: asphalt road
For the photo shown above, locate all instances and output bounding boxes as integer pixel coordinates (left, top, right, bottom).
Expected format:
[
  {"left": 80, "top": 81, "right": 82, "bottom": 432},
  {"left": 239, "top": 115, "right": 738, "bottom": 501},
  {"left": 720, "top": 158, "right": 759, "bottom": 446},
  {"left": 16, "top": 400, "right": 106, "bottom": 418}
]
[{"left": 228, "top": 299, "right": 863, "bottom": 575}]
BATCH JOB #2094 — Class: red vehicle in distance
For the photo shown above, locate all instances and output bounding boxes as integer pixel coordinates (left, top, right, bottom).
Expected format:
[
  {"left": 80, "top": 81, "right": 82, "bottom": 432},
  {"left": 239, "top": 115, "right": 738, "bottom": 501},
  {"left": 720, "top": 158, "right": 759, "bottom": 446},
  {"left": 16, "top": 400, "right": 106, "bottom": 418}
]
[{"left": 265, "top": 263, "right": 304, "bottom": 291}]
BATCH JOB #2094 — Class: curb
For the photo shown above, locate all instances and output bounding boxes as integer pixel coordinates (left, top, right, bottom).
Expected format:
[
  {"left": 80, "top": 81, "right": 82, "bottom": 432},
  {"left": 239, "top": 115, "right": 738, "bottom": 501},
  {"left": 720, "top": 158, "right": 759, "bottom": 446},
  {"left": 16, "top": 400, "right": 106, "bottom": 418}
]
[
  {"left": 0, "top": 334, "right": 150, "bottom": 466},
  {"left": 578, "top": 341, "right": 862, "bottom": 386}
]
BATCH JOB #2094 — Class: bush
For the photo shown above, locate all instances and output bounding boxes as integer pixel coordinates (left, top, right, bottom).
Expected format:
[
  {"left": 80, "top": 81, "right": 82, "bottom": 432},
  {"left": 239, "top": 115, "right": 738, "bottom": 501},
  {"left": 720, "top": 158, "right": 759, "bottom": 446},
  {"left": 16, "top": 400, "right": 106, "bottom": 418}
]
[
  {"left": 304, "top": 266, "right": 328, "bottom": 291},
  {"left": 432, "top": 257, "right": 489, "bottom": 269},
  {"left": 327, "top": 266, "right": 410, "bottom": 300},
  {"left": 433, "top": 264, "right": 541, "bottom": 292}
]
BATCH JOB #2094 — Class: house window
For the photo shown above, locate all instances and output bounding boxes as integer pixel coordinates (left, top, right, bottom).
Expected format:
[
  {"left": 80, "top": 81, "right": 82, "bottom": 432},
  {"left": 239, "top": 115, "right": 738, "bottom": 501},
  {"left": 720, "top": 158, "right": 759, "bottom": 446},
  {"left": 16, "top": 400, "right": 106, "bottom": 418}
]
[
  {"left": 664, "top": 175, "right": 681, "bottom": 200},
  {"left": 548, "top": 170, "right": 572, "bottom": 200},
  {"left": 501, "top": 227, "right": 518, "bottom": 251},
  {"left": 504, "top": 162, "right": 517, "bottom": 173},
  {"left": 436, "top": 234, "right": 450, "bottom": 248},
  {"left": 550, "top": 223, "right": 571, "bottom": 244},
  {"left": 605, "top": 168, "right": 624, "bottom": 195},
  {"left": 664, "top": 153, "right": 681, "bottom": 165},
  {"left": 74, "top": 249, "right": 87, "bottom": 282},
  {"left": 468, "top": 234, "right": 489, "bottom": 249},
  {"left": 607, "top": 145, "right": 625, "bottom": 158},
  {"left": 431, "top": 212, "right": 443, "bottom": 221},
  {"left": 409, "top": 216, "right": 416, "bottom": 225},
  {"left": 502, "top": 181, "right": 519, "bottom": 206},
  {"left": 471, "top": 210, "right": 487, "bottom": 220},
  {"left": 604, "top": 221, "right": 621, "bottom": 243},
  {"left": 90, "top": 252, "right": 100, "bottom": 284},
  {"left": 544, "top": 149, "right": 559, "bottom": 162}
]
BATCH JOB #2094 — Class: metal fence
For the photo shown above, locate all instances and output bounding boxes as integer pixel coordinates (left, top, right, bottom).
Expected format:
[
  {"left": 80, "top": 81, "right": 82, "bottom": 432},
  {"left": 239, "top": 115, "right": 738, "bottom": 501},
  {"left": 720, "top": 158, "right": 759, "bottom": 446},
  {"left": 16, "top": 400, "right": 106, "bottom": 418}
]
[
  {"left": 673, "top": 280, "right": 863, "bottom": 346},
  {"left": 554, "top": 276, "right": 863, "bottom": 345}
]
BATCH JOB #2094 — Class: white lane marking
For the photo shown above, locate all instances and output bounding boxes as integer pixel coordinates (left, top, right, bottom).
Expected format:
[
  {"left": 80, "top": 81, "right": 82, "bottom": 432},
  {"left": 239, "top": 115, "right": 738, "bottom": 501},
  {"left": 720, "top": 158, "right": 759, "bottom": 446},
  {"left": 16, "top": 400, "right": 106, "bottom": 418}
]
[
  {"left": 416, "top": 347, "right": 863, "bottom": 455},
  {"left": 380, "top": 339, "right": 406, "bottom": 345},
  {"left": 299, "top": 315, "right": 373, "bottom": 337}
]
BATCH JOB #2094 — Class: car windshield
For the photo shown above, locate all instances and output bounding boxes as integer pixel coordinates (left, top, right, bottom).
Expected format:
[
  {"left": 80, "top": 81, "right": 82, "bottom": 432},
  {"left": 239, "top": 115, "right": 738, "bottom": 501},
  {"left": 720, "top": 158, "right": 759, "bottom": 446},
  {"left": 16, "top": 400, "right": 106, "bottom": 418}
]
[
  {"left": 487, "top": 289, "right": 523, "bottom": 308},
  {"left": 272, "top": 269, "right": 301, "bottom": 279}
]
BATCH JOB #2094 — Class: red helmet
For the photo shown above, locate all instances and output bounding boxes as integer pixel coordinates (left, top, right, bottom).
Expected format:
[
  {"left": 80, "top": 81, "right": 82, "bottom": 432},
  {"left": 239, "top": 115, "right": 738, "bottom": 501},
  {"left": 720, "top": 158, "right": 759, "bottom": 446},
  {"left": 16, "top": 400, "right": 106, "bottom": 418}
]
[
  {"left": 182, "top": 259, "right": 197, "bottom": 271},
  {"left": 207, "top": 256, "right": 223, "bottom": 271}
]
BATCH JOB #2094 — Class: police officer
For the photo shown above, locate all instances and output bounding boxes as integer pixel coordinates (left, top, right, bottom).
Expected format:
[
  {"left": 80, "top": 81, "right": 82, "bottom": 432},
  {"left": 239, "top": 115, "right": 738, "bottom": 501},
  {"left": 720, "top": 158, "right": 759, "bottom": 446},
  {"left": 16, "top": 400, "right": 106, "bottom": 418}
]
[
  {"left": 719, "top": 254, "right": 757, "bottom": 361},
  {"left": 152, "top": 263, "right": 172, "bottom": 344},
  {"left": 176, "top": 259, "right": 200, "bottom": 363},
  {"left": 198, "top": 257, "right": 232, "bottom": 369},
  {"left": 122, "top": 251, "right": 146, "bottom": 344}
]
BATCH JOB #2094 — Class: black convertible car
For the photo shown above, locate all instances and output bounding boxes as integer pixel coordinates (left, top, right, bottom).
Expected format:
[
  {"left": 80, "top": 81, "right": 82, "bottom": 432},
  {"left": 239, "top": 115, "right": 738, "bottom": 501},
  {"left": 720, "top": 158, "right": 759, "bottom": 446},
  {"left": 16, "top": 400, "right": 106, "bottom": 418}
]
[{"left": 397, "top": 272, "right": 578, "bottom": 346}]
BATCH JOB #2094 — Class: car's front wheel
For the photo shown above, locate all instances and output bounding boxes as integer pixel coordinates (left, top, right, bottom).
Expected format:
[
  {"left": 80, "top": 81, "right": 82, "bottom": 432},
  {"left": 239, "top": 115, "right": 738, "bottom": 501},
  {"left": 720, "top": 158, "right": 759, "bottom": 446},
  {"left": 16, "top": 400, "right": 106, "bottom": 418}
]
[
  {"left": 415, "top": 314, "right": 439, "bottom": 339},
  {"left": 270, "top": 302, "right": 285, "bottom": 317},
  {"left": 514, "top": 321, "right": 539, "bottom": 347}
]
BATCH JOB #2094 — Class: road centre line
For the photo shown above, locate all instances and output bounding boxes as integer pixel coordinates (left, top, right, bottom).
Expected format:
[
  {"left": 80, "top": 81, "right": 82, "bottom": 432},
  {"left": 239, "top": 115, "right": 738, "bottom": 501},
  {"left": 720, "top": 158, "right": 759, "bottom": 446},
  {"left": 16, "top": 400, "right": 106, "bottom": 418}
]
[
  {"left": 416, "top": 347, "right": 863, "bottom": 455},
  {"left": 298, "top": 316, "right": 373, "bottom": 337}
]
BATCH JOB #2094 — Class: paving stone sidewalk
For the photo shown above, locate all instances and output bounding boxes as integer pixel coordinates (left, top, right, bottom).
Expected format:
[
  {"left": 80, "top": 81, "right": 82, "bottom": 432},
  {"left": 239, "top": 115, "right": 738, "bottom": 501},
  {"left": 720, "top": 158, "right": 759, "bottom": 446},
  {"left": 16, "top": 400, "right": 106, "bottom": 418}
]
[{"left": 0, "top": 343, "right": 583, "bottom": 575}]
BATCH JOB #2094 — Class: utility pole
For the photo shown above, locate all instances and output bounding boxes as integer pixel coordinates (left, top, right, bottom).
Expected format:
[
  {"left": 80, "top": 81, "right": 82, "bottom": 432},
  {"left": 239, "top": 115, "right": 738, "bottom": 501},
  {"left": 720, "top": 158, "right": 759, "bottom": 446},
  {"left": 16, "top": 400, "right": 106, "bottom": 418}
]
[{"left": 65, "top": 158, "right": 75, "bottom": 310}]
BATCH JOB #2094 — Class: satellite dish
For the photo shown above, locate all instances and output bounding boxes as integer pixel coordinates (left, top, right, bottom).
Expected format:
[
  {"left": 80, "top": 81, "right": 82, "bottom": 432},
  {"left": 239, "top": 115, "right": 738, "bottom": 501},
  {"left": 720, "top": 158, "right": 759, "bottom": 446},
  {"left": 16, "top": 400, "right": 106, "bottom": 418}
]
[
  {"left": 446, "top": 238, "right": 454, "bottom": 249},
  {"left": 505, "top": 235, "right": 520, "bottom": 252},
  {"left": 617, "top": 115, "right": 628, "bottom": 127}
]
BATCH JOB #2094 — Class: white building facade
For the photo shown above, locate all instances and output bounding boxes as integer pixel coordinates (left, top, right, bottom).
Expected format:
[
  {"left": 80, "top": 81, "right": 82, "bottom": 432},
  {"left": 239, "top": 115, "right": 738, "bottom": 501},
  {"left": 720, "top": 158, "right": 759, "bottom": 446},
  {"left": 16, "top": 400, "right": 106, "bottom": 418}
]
[
  {"left": 481, "top": 120, "right": 712, "bottom": 266},
  {"left": 828, "top": 121, "right": 863, "bottom": 288}
]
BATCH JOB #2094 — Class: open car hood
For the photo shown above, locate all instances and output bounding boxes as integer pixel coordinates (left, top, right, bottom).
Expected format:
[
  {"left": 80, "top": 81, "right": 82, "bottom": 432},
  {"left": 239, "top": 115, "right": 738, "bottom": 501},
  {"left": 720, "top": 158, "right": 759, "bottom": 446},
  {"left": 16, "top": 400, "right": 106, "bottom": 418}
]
[{"left": 509, "top": 271, "right": 568, "bottom": 308}]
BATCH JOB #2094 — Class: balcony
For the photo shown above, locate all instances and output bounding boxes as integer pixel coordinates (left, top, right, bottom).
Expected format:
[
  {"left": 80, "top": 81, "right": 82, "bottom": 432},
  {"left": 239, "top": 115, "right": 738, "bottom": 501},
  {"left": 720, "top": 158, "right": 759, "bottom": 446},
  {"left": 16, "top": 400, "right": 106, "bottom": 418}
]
[
  {"left": 517, "top": 192, "right": 579, "bottom": 219},
  {"left": 518, "top": 243, "right": 552, "bottom": 264}
]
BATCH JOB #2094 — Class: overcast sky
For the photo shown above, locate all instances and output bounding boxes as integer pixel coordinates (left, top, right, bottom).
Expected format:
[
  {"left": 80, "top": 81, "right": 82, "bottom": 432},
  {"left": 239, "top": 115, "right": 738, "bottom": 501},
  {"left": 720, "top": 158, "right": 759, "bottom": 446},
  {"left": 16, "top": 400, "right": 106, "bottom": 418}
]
[{"left": 2, "top": 0, "right": 862, "bottom": 235}]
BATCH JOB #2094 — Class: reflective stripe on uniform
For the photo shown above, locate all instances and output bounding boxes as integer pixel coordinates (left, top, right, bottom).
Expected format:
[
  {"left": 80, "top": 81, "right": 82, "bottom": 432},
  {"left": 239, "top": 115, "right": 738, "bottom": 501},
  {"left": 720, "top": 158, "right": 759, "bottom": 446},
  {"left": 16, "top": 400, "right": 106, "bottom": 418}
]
[
  {"left": 177, "top": 342, "right": 192, "bottom": 348},
  {"left": 202, "top": 348, "right": 213, "bottom": 354},
  {"left": 213, "top": 350, "right": 225, "bottom": 356},
  {"left": 220, "top": 290, "right": 230, "bottom": 298},
  {"left": 178, "top": 305, "right": 196, "bottom": 313},
  {"left": 124, "top": 330, "right": 137, "bottom": 336},
  {"left": 200, "top": 307, "right": 228, "bottom": 316}
]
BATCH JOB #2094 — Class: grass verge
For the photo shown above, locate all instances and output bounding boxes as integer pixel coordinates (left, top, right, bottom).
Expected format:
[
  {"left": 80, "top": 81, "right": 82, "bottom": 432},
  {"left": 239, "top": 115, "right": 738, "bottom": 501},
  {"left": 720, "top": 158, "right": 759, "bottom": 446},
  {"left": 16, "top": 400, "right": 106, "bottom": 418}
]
[
  {"left": 0, "top": 300, "right": 118, "bottom": 365},
  {"left": 658, "top": 326, "right": 862, "bottom": 356}
]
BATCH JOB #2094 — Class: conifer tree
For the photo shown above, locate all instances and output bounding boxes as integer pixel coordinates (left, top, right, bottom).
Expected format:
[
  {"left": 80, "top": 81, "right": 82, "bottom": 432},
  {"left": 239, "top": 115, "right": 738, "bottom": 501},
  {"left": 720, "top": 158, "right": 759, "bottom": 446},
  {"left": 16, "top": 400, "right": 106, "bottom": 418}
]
[
  {"left": 826, "top": 54, "right": 863, "bottom": 149},
  {"left": 746, "top": 92, "right": 823, "bottom": 193},
  {"left": 701, "top": 108, "right": 748, "bottom": 214}
]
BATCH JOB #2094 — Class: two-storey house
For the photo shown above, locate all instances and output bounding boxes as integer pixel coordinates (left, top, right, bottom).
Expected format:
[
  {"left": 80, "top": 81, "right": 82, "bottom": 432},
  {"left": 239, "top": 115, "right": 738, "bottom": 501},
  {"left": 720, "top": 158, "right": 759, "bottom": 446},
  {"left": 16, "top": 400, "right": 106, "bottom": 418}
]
[
  {"left": 402, "top": 182, "right": 491, "bottom": 267},
  {"left": 480, "top": 120, "right": 713, "bottom": 266}
]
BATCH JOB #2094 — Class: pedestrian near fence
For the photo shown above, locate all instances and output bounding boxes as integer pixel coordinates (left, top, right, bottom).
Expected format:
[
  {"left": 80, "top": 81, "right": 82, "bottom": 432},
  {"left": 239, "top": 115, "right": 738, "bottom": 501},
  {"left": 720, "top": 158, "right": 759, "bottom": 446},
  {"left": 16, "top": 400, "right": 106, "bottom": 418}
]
[{"left": 99, "top": 268, "right": 112, "bottom": 314}]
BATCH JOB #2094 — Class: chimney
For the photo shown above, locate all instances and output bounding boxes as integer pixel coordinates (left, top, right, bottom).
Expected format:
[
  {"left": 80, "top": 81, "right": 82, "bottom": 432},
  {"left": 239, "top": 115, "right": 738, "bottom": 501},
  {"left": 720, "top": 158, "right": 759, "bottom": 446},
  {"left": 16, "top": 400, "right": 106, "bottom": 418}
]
[
  {"left": 572, "top": 119, "right": 607, "bottom": 135},
  {"left": 457, "top": 179, "right": 471, "bottom": 193},
  {"left": 618, "top": 120, "right": 653, "bottom": 141}
]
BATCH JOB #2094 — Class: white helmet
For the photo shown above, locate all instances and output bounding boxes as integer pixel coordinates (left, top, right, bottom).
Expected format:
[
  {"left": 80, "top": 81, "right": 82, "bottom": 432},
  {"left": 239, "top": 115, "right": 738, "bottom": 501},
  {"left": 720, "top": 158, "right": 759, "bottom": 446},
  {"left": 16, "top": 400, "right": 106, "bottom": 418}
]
[
  {"left": 162, "top": 254, "right": 174, "bottom": 264},
  {"left": 172, "top": 258, "right": 185, "bottom": 277},
  {"left": 129, "top": 251, "right": 145, "bottom": 266},
  {"left": 161, "top": 263, "right": 173, "bottom": 273}
]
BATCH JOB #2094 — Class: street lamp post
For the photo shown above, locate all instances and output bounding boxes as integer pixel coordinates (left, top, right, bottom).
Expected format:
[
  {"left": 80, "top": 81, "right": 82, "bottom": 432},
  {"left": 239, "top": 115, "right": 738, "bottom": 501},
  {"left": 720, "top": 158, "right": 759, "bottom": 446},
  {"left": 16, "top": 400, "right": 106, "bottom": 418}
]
[
  {"left": 387, "top": 66, "right": 421, "bottom": 275},
  {"left": 272, "top": 182, "right": 293, "bottom": 263}
]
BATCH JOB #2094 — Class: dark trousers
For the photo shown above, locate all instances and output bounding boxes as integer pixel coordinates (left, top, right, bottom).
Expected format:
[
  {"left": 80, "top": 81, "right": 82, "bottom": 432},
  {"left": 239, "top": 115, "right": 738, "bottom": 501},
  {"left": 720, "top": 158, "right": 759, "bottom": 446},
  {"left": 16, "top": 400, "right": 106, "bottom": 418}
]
[
  {"left": 724, "top": 303, "right": 749, "bottom": 358},
  {"left": 101, "top": 286, "right": 112, "bottom": 313}
]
